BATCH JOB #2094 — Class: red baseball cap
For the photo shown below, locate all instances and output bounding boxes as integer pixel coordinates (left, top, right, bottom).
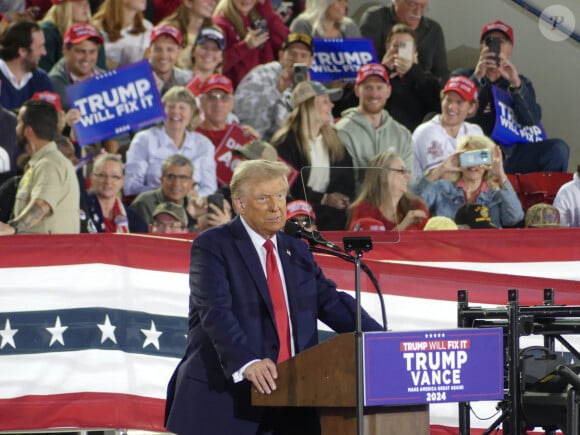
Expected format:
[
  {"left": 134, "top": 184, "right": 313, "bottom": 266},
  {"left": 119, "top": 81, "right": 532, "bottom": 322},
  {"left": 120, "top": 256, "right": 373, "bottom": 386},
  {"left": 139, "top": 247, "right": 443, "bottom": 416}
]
[
  {"left": 31, "top": 91, "right": 63, "bottom": 113},
  {"left": 199, "top": 74, "right": 233, "bottom": 95},
  {"left": 442, "top": 76, "right": 478, "bottom": 102},
  {"left": 351, "top": 217, "right": 386, "bottom": 232},
  {"left": 480, "top": 20, "right": 514, "bottom": 45},
  {"left": 150, "top": 23, "right": 182, "bottom": 46},
  {"left": 356, "top": 63, "right": 390, "bottom": 86},
  {"left": 286, "top": 200, "right": 316, "bottom": 221},
  {"left": 63, "top": 23, "right": 104, "bottom": 47}
]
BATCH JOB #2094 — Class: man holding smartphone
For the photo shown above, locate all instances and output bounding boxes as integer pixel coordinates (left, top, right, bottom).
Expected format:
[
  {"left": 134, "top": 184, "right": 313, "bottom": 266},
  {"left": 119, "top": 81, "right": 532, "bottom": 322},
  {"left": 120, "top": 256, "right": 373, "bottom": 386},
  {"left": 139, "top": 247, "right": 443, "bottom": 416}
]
[
  {"left": 234, "top": 33, "right": 314, "bottom": 141},
  {"left": 453, "top": 20, "right": 569, "bottom": 174}
]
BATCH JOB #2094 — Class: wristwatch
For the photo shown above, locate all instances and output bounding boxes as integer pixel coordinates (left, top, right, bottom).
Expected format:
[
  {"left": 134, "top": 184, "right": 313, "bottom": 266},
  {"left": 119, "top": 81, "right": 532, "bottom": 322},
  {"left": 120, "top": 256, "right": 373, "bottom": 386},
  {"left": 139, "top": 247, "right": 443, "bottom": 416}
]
[{"left": 7, "top": 220, "right": 18, "bottom": 234}]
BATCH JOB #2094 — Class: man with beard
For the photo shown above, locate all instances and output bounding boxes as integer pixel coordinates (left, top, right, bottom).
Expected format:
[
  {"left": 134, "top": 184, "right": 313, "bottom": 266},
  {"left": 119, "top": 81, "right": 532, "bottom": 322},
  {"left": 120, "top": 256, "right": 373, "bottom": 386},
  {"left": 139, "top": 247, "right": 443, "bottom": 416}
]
[
  {"left": 0, "top": 99, "right": 79, "bottom": 235},
  {"left": 0, "top": 20, "right": 54, "bottom": 111},
  {"left": 336, "top": 63, "right": 413, "bottom": 187},
  {"left": 131, "top": 154, "right": 199, "bottom": 231},
  {"left": 48, "top": 23, "right": 105, "bottom": 112}
]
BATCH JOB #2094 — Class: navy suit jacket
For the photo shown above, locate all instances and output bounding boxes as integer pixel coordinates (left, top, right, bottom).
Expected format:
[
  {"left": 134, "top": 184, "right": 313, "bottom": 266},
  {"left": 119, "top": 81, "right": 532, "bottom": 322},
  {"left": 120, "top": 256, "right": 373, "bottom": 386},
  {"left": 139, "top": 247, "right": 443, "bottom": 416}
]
[{"left": 165, "top": 216, "right": 382, "bottom": 435}]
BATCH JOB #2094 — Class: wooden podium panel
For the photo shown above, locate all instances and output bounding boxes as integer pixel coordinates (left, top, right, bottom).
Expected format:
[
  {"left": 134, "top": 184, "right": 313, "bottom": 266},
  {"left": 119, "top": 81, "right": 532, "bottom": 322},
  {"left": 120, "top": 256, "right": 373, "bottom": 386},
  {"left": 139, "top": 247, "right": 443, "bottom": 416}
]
[
  {"left": 319, "top": 405, "right": 429, "bottom": 435},
  {"left": 252, "top": 333, "right": 429, "bottom": 435}
]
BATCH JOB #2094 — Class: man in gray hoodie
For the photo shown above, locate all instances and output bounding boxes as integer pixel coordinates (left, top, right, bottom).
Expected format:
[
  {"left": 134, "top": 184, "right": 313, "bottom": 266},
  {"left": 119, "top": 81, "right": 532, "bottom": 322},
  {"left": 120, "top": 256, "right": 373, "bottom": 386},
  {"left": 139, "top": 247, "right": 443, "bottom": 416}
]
[{"left": 336, "top": 63, "right": 413, "bottom": 187}]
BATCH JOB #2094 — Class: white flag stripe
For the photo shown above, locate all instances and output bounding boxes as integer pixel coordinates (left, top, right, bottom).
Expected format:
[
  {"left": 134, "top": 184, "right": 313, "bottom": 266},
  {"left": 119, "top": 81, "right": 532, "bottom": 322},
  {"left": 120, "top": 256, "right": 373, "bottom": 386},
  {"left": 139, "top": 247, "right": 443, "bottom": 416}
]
[
  {"left": 0, "top": 264, "right": 189, "bottom": 316},
  {"left": 387, "top": 260, "right": 580, "bottom": 282},
  {"left": 0, "top": 350, "right": 177, "bottom": 399}
]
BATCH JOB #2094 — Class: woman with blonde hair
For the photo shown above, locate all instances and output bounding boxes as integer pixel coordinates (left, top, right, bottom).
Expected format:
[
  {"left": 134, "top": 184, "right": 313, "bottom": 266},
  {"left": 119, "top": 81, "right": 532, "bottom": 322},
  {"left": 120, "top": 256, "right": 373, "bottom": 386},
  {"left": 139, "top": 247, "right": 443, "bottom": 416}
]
[
  {"left": 161, "top": 0, "right": 217, "bottom": 69},
  {"left": 124, "top": 86, "right": 217, "bottom": 197},
  {"left": 412, "top": 135, "right": 524, "bottom": 227},
  {"left": 290, "top": 0, "right": 359, "bottom": 38},
  {"left": 92, "top": 0, "right": 153, "bottom": 68},
  {"left": 212, "top": 0, "right": 288, "bottom": 87},
  {"left": 348, "top": 151, "right": 429, "bottom": 231},
  {"left": 40, "top": 0, "right": 106, "bottom": 71},
  {"left": 272, "top": 80, "right": 354, "bottom": 230}
]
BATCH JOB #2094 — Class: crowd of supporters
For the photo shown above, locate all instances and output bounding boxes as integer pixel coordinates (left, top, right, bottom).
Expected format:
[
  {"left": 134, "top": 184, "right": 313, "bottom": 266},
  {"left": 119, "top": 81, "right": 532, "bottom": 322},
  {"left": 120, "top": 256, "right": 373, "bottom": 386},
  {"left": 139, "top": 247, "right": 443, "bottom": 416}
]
[{"left": 0, "top": 0, "right": 577, "bottom": 236}]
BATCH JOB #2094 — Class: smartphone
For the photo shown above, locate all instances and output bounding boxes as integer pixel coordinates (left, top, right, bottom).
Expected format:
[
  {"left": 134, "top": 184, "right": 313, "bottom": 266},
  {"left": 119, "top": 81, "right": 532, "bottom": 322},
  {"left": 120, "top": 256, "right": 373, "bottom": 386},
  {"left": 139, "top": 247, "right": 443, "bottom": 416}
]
[
  {"left": 293, "top": 63, "right": 308, "bottom": 86},
  {"left": 276, "top": 1, "right": 293, "bottom": 17},
  {"left": 459, "top": 149, "right": 492, "bottom": 167},
  {"left": 207, "top": 193, "right": 224, "bottom": 214},
  {"left": 485, "top": 36, "right": 500, "bottom": 66},
  {"left": 398, "top": 40, "right": 413, "bottom": 61}
]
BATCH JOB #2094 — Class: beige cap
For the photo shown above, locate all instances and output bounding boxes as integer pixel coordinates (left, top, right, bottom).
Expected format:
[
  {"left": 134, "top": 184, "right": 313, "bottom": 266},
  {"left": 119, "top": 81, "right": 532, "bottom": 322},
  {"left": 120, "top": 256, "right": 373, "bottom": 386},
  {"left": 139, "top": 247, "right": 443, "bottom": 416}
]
[
  {"left": 234, "top": 140, "right": 278, "bottom": 161},
  {"left": 525, "top": 203, "right": 560, "bottom": 228},
  {"left": 152, "top": 202, "right": 188, "bottom": 226},
  {"left": 290, "top": 81, "right": 342, "bottom": 107}
]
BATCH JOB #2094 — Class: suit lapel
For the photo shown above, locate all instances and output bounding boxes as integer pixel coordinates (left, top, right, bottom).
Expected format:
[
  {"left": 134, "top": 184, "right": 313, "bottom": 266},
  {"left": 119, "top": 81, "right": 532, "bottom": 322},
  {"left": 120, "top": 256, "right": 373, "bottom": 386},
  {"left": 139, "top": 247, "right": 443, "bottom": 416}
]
[{"left": 229, "top": 217, "right": 276, "bottom": 321}]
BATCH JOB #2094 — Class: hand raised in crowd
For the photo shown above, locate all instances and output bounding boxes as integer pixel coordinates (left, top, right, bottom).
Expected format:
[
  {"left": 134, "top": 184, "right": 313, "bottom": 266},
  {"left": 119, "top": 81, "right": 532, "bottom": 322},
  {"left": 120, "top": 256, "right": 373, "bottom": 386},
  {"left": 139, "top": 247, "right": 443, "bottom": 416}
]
[
  {"left": 474, "top": 45, "right": 496, "bottom": 82},
  {"left": 245, "top": 29, "right": 270, "bottom": 50},
  {"left": 188, "top": 195, "right": 233, "bottom": 231},
  {"left": 244, "top": 358, "right": 278, "bottom": 394},
  {"left": 381, "top": 47, "right": 412, "bottom": 78},
  {"left": 474, "top": 46, "right": 520, "bottom": 88},
  {"left": 241, "top": 124, "right": 261, "bottom": 140},
  {"left": 276, "top": 66, "right": 293, "bottom": 93},
  {"left": 488, "top": 145, "right": 509, "bottom": 186},
  {"left": 397, "top": 209, "right": 428, "bottom": 231},
  {"left": 496, "top": 55, "right": 521, "bottom": 88},
  {"left": 322, "top": 192, "right": 350, "bottom": 210},
  {"left": 426, "top": 152, "right": 462, "bottom": 182}
]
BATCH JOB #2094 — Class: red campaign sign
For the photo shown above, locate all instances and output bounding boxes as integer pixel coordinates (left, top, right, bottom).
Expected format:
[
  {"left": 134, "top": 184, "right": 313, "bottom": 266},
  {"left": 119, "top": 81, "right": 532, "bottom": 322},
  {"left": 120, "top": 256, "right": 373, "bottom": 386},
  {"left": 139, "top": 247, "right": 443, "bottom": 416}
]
[
  {"left": 214, "top": 124, "right": 300, "bottom": 187},
  {"left": 214, "top": 124, "right": 254, "bottom": 186}
]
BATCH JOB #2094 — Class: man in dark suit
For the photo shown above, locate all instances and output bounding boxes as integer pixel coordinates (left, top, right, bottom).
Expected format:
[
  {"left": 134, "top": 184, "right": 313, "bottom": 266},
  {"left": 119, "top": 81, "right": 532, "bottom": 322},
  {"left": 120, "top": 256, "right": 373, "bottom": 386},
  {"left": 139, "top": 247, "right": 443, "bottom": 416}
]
[{"left": 165, "top": 160, "right": 382, "bottom": 435}]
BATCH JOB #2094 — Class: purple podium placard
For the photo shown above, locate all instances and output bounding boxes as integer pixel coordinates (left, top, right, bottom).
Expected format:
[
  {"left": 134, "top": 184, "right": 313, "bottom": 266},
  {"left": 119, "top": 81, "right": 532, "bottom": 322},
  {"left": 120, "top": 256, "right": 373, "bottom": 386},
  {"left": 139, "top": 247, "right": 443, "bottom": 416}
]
[
  {"left": 67, "top": 60, "right": 165, "bottom": 146},
  {"left": 364, "top": 328, "right": 503, "bottom": 406}
]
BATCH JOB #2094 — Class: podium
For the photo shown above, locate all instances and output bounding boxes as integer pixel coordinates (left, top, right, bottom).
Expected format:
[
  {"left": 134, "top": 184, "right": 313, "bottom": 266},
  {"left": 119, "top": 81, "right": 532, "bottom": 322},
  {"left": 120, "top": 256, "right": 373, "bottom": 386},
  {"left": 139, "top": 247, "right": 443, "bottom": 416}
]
[{"left": 251, "top": 333, "right": 429, "bottom": 435}]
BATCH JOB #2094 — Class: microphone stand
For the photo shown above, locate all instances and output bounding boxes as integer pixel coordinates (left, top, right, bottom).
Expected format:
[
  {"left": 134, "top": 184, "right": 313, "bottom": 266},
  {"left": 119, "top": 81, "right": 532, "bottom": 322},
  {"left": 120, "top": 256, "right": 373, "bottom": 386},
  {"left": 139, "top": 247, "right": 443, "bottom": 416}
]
[{"left": 308, "top": 236, "right": 375, "bottom": 435}]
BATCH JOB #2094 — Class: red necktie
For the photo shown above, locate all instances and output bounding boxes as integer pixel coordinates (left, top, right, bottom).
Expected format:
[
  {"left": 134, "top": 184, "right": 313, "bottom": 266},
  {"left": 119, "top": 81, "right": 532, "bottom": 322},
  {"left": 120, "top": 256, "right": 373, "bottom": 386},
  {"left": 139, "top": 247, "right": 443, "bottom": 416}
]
[{"left": 263, "top": 239, "right": 291, "bottom": 363}]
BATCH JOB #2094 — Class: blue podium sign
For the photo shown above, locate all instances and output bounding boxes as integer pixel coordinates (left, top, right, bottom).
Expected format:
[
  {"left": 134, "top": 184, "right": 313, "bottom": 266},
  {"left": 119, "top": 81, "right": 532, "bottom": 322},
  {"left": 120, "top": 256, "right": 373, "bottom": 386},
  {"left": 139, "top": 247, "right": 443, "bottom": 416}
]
[
  {"left": 67, "top": 60, "right": 165, "bottom": 146},
  {"left": 364, "top": 328, "right": 503, "bottom": 406}
]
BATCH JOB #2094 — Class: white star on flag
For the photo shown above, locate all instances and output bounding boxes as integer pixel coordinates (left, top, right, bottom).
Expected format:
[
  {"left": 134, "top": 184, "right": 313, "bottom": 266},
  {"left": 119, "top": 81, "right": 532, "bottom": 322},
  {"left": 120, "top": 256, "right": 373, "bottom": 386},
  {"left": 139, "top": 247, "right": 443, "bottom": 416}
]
[
  {"left": 0, "top": 318, "right": 18, "bottom": 349},
  {"left": 97, "top": 314, "right": 117, "bottom": 344},
  {"left": 46, "top": 316, "right": 68, "bottom": 346},
  {"left": 141, "top": 320, "right": 162, "bottom": 350}
]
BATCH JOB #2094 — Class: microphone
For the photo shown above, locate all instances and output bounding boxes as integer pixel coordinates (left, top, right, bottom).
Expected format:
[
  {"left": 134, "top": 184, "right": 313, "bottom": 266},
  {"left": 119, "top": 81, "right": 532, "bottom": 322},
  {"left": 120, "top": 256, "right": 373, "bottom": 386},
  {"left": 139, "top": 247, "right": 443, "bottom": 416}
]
[{"left": 284, "top": 220, "right": 342, "bottom": 251}]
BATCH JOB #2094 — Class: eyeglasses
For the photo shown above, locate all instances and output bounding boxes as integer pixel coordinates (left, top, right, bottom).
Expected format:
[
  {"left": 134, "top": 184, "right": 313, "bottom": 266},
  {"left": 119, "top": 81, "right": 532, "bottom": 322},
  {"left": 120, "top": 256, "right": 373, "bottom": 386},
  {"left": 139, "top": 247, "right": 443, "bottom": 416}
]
[
  {"left": 94, "top": 173, "right": 123, "bottom": 181},
  {"left": 203, "top": 93, "right": 233, "bottom": 102},
  {"left": 164, "top": 174, "right": 192, "bottom": 182},
  {"left": 402, "top": 0, "right": 427, "bottom": 10},
  {"left": 387, "top": 167, "right": 412, "bottom": 175},
  {"left": 289, "top": 218, "right": 314, "bottom": 228}
]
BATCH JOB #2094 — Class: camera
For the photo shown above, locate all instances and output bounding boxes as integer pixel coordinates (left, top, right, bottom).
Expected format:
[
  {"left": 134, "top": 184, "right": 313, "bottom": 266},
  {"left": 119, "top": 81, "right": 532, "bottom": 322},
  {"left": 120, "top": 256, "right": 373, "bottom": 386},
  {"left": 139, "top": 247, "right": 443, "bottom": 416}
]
[
  {"left": 207, "top": 193, "right": 224, "bottom": 215},
  {"left": 293, "top": 63, "right": 308, "bottom": 85},
  {"left": 459, "top": 149, "right": 492, "bottom": 167},
  {"left": 485, "top": 36, "right": 501, "bottom": 66}
]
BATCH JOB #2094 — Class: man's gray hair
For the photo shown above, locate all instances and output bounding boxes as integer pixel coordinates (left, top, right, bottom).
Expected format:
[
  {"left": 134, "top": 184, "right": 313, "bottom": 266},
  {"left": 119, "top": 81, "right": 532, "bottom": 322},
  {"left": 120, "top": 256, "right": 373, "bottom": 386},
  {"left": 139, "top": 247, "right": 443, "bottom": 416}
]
[
  {"left": 230, "top": 160, "right": 290, "bottom": 200},
  {"left": 161, "top": 154, "right": 193, "bottom": 177}
]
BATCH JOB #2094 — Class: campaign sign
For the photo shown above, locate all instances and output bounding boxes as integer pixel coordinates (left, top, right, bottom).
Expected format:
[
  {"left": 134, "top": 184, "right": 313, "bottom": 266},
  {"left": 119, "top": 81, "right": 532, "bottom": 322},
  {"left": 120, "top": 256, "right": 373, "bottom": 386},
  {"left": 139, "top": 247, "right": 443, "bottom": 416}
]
[
  {"left": 67, "top": 61, "right": 165, "bottom": 146},
  {"left": 213, "top": 124, "right": 299, "bottom": 187},
  {"left": 214, "top": 124, "right": 255, "bottom": 186},
  {"left": 364, "top": 328, "right": 503, "bottom": 406},
  {"left": 310, "top": 38, "right": 378, "bottom": 82},
  {"left": 491, "top": 86, "right": 546, "bottom": 147}
]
